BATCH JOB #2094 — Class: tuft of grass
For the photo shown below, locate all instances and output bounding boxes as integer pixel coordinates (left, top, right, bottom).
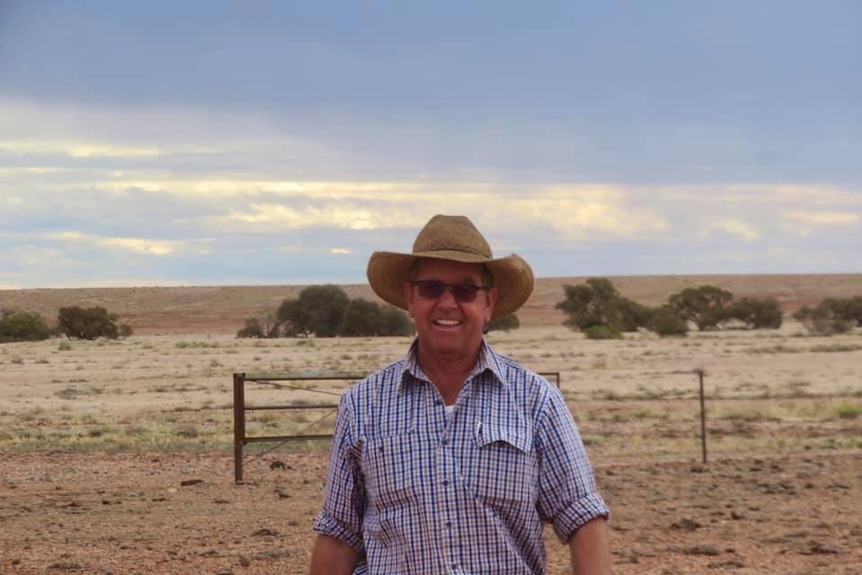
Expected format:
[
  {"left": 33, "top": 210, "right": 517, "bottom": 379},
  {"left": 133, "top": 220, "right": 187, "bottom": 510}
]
[
  {"left": 809, "top": 343, "right": 862, "bottom": 353},
  {"left": 57, "top": 341, "right": 73, "bottom": 351},
  {"left": 175, "top": 341, "right": 220, "bottom": 349},
  {"left": 833, "top": 401, "right": 861, "bottom": 420}
]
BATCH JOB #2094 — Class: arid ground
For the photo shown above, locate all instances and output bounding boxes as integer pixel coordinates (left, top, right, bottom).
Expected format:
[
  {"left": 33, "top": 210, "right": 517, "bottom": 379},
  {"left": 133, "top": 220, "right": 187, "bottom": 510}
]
[{"left": 1, "top": 275, "right": 860, "bottom": 574}]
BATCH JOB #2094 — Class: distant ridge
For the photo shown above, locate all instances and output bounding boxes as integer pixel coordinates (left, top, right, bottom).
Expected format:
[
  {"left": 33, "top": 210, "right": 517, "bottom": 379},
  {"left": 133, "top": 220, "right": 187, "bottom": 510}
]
[{"left": 1, "top": 274, "right": 859, "bottom": 335}]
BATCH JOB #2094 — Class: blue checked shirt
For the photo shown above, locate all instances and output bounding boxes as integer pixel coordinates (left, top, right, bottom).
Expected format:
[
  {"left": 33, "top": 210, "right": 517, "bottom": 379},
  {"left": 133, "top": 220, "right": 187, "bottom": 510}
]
[{"left": 313, "top": 340, "right": 609, "bottom": 574}]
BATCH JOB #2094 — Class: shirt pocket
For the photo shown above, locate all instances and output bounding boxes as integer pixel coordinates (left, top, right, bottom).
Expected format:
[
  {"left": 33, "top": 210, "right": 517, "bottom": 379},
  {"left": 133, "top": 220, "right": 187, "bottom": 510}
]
[
  {"left": 363, "top": 432, "right": 420, "bottom": 512},
  {"left": 463, "top": 423, "right": 536, "bottom": 509}
]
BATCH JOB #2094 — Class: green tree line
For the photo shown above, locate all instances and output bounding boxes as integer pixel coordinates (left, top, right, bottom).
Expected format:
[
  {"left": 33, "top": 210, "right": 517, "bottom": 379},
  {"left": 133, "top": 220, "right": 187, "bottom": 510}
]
[
  {"left": 556, "top": 278, "right": 861, "bottom": 339},
  {"left": 0, "top": 306, "right": 133, "bottom": 343}
]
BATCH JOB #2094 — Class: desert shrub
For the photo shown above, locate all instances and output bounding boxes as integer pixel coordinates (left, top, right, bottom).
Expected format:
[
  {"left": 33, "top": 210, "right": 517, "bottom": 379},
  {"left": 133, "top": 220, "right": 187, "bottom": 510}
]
[
  {"left": 556, "top": 278, "right": 624, "bottom": 332},
  {"left": 668, "top": 285, "right": 734, "bottom": 331},
  {"left": 793, "top": 304, "right": 854, "bottom": 335},
  {"left": 0, "top": 309, "right": 52, "bottom": 342},
  {"left": 726, "top": 298, "right": 783, "bottom": 329},
  {"left": 557, "top": 277, "right": 663, "bottom": 337},
  {"left": 278, "top": 285, "right": 349, "bottom": 337},
  {"left": 340, "top": 299, "right": 414, "bottom": 336},
  {"left": 486, "top": 313, "right": 520, "bottom": 333},
  {"left": 340, "top": 298, "right": 383, "bottom": 336},
  {"left": 376, "top": 305, "right": 414, "bottom": 336},
  {"left": 118, "top": 324, "right": 134, "bottom": 338},
  {"left": 237, "top": 318, "right": 265, "bottom": 339},
  {"left": 650, "top": 307, "right": 689, "bottom": 337},
  {"left": 833, "top": 401, "right": 860, "bottom": 420},
  {"left": 617, "top": 298, "right": 655, "bottom": 332},
  {"left": 583, "top": 325, "right": 622, "bottom": 340},
  {"left": 820, "top": 297, "right": 862, "bottom": 327},
  {"left": 57, "top": 306, "right": 122, "bottom": 340},
  {"left": 273, "top": 286, "right": 413, "bottom": 338}
]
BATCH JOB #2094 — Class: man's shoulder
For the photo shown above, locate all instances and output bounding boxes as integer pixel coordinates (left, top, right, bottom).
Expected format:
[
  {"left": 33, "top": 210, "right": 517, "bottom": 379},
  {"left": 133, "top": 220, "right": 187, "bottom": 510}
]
[
  {"left": 486, "top": 346, "right": 555, "bottom": 389},
  {"left": 345, "top": 359, "right": 405, "bottom": 396}
]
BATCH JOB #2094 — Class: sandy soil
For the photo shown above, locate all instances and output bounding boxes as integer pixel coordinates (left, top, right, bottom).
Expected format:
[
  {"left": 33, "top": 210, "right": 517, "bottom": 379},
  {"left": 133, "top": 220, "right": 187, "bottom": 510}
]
[
  {"left": 1, "top": 448, "right": 860, "bottom": 574},
  {"left": 1, "top": 276, "right": 860, "bottom": 574}
]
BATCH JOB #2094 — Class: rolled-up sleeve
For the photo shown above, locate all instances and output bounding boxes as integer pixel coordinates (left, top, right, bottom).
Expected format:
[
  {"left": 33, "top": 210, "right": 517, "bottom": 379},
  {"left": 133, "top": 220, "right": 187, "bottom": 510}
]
[
  {"left": 312, "top": 391, "right": 366, "bottom": 553},
  {"left": 535, "top": 387, "right": 610, "bottom": 543}
]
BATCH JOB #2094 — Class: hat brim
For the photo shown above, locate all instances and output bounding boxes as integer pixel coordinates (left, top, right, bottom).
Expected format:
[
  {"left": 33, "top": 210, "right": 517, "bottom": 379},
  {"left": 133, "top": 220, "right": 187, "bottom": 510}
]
[{"left": 367, "top": 251, "right": 534, "bottom": 319}]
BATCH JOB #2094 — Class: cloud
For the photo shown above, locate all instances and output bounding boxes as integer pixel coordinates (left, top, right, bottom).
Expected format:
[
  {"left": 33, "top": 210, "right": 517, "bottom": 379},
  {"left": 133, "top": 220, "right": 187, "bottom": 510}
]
[
  {"left": 708, "top": 220, "right": 761, "bottom": 243},
  {"left": 1, "top": 96, "right": 859, "bottom": 288}
]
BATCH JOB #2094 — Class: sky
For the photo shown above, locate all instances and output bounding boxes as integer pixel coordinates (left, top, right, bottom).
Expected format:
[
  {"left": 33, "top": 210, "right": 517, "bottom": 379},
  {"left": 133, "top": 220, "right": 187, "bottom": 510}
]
[{"left": 1, "top": 0, "right": 860, "bottom": 289}]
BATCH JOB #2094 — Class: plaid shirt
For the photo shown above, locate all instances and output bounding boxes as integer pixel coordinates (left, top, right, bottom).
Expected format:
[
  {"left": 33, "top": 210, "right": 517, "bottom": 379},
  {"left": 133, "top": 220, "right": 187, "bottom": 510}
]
[{"left": 313, "top": 340, "right": 609, "bottom": 574}]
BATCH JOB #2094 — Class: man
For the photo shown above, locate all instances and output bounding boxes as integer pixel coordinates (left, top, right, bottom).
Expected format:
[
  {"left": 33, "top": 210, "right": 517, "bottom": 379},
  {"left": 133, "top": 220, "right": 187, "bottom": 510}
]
[{"left": 310, "top": 214, "right": 611, "bottom": 574}]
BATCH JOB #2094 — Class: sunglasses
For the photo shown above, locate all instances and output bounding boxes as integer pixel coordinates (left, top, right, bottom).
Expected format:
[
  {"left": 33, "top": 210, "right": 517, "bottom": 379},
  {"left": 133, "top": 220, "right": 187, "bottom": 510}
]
[{"left": 409, "top": 280, "right": 490, "bottom": 303}]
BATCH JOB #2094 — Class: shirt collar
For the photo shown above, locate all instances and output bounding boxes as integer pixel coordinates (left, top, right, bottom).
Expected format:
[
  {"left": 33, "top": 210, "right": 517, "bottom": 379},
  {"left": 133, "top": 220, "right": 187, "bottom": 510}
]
[{"left": 398, "top": 338, "right": 507, "bottom": 390}]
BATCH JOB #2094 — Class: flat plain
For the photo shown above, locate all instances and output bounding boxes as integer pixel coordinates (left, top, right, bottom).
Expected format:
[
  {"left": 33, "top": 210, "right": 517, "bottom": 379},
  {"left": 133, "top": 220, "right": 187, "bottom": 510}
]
[{"left": 1, "top": 274, "right": 860, "bottom": 574}]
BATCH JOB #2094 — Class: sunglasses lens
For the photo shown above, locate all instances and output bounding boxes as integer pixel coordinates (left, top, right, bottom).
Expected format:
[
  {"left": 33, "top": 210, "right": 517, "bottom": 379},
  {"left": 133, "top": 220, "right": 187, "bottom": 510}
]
[
  {"left": 413, "top": 281, "right": 481, "bottom": 303},
  {"left": 416, "top": 281, "right": 446, "bottom": 300},
  {"left": 451, "top": 284, "right": 479, "bottom": 302}
]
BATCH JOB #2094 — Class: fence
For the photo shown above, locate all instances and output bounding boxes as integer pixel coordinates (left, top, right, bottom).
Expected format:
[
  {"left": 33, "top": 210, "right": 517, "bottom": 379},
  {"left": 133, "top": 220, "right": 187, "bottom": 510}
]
[{"left": 232, "top": 370, "right": 561, "bottom": 483}]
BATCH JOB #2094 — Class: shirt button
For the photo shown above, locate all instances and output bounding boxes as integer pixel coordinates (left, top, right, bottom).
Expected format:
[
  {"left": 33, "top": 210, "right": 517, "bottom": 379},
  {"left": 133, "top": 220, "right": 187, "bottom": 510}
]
[
  {"left": 440, "top": 439, "right": 449, "bottom": 446},
  {"left": 445, "top": 521, "right": 452, "bottom": 528},
  {"left": 442, "top": 480, "right": 449, "bottom": 486}
]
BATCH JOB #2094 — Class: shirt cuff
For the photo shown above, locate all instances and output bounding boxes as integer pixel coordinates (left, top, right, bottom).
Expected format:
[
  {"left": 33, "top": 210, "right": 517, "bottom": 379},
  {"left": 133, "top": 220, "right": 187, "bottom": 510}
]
[
  {"left": 312, "top": 512, "right": 366, "bottom": 553},
  {"left": 552, "top": 492, "right": 610, "bottom": 543}
]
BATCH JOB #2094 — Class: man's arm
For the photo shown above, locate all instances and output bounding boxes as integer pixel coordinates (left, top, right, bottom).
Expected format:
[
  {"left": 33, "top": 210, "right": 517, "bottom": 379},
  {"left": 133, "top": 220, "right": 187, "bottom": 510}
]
[
  {"left": 569, "top": 517, "right": 612, "bottom": 575},
  {"left": 309, "top": 534, "right": 361, "bottom": 575}
]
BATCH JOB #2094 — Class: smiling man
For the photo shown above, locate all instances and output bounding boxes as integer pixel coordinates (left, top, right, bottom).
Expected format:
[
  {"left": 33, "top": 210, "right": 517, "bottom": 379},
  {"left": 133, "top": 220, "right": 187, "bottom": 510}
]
[{"left": 309, "top": 214, "right": 611, "bottom": 575}]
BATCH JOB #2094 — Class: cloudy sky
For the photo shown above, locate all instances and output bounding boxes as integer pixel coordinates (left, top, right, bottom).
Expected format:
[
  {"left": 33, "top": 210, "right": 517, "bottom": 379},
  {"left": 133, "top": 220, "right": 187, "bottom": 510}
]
[{"left": 1, "top": 1, "right": 859, "bottom": 289}]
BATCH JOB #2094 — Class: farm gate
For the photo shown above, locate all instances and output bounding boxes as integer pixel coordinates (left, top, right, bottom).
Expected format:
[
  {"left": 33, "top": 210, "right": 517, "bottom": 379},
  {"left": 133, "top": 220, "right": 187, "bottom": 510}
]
[{"left": 232, "top": 371, "right": 561, "bottom": 483}]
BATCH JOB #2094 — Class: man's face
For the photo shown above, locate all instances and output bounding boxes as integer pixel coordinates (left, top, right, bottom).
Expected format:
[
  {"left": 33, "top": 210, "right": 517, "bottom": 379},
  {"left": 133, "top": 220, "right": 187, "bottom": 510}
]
[{"left": 404, "top": 258, "right": 498, "bottom": 360}]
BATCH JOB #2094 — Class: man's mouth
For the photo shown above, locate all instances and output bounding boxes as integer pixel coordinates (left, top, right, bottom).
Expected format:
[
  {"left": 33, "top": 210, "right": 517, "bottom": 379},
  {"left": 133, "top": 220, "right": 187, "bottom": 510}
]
[{"left": 433, "top": 319, "right": 461, "bottom": 327}]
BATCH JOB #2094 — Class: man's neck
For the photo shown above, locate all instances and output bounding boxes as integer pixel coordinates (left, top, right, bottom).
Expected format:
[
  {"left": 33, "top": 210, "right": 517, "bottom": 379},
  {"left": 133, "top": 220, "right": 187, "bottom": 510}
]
[{"left": 415, "top": 344, "right": 482, "bottom": 405}]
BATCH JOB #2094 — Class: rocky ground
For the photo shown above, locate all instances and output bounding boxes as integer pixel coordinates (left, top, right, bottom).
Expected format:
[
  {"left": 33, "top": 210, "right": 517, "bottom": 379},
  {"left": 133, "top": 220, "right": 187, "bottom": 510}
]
[{"left": 1, "top": 448, "right": 859, "bottom": 575}]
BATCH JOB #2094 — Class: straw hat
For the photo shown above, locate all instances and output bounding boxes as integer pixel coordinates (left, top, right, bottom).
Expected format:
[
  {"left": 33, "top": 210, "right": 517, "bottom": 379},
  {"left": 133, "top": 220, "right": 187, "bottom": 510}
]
[{"left": 366, "top": 214, "right": 534, "bottom": 319}]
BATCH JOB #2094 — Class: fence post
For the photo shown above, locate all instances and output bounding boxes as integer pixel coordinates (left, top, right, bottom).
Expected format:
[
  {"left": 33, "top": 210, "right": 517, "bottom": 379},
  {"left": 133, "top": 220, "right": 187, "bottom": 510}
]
[
  {"left": 233, "top": 373, "right": 246, "bottom": 484},
  {"left": 696, "top": 369, "right": 707, "bottom": 463}
]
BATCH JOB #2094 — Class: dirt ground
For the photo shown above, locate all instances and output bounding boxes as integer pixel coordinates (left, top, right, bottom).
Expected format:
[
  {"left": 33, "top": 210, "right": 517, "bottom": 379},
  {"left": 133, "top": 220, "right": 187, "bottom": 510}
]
[{"left": 1, "top": 448, "right": 859, "bottom": 575}]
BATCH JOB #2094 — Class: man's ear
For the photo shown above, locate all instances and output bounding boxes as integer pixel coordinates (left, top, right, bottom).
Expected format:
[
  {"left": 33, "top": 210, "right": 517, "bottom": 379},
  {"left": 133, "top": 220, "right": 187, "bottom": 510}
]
[{"left": 485, "top": 287, "right": 499, "bottom": 319}]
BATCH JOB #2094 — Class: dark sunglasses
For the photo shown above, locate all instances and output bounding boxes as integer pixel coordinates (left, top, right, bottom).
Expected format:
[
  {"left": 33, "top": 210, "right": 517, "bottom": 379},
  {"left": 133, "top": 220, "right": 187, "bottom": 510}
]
[{"left": 409, "top": 280, "right": 490, "bottom": 303}]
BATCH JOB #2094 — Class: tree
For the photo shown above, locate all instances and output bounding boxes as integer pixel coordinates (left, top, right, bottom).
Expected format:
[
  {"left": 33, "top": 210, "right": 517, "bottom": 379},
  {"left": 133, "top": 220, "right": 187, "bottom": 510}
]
[
  {"left": 556, "top": 278, "right": 626, "bottom": 336},
  {"left": 0, "top": 309, "right": 52, "bottom": 342},
  {"left": 649, "top": 306, "right": 689, "bottom": 337},
  {"left": 377, "top": 305, "right": 414, "bottom": 336},
  {"left": 793, "top": 303, "right": 854, "bottom": 335},
  {"left": 726, "top": 298, "right": 783, "bottom": 329},
  {"left": 236, "top": 318, "right": 265, "bottom": 338},
  {"left": 339, "top": 299, "right": 414, "bottom": 337},
  {"left": 820, "top": 297, "right": 862, "bottom": 327},
  {"left": 340, "top": 298, "right": 383, "bottom": 336},
  {"left": 57, "top": 306, "right": 122, "bottom": 340},
  {"left": 618, "top": 298, "right": 656, "bottom": 332},
  {"left": 277, "top": 299, "right": 312, "bottom": 337},
  {"left": 486, "top": 313, "right": 520, "bottom": 333},
  {"left": 668, "top": 285, "right": 734, "bottom": 331}
]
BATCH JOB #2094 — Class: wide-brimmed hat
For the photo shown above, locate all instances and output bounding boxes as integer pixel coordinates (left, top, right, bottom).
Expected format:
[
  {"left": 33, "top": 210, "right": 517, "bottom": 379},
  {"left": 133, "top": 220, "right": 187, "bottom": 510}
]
[{"left": 366, "top": 214, "right": 534, "bottom": 319}]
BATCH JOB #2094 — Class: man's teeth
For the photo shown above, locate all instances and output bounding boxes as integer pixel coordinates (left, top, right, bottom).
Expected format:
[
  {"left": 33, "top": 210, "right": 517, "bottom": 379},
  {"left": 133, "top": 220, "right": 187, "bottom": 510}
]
[{"left": 435, "top": 319, "right": 460, "bottom": 326}]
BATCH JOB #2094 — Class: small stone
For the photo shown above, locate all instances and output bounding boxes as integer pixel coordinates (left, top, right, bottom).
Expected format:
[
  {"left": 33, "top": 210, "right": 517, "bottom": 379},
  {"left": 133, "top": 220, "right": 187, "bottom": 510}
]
[
  {"left": 683, "top": 544, "right": 720, "bottom": 556},
  {"left": 670, "top": 518, "right": 702, "bottom": 531}
]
